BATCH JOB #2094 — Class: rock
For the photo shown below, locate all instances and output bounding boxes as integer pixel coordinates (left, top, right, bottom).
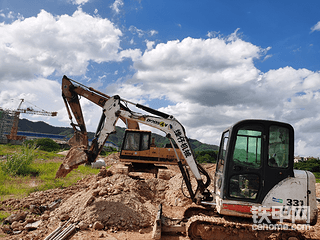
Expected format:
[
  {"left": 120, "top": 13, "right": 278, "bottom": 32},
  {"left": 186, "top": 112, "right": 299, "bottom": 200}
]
[
  {"left": 41, "top": 214, "right": 49, "bottom": 221},
  {"left": 60, "top": 214, "right": 69, "bottom": 221},
  {"left": 92, "top": 189, "right": 100, "bottom": 197},
  {"left": 4, "top": 212, "right": 28, "bottom": 224},
  {"left": 93, "top": 221, "right": 104, "bottom": 230},
  {"left": 11, "top": 221, "right": 20, "bottom": 230},
  {"left": 99, "top": 190, "right": 108, "bottom": 196},
  {"left": 25, "top": 220, "right": 42, "bottom": 231},
  {"left": 26, "top": 218, "right": 36, "bottom": 223},
  {"left": 78, "top": 221, "right": 89, "bottom": 230},
  {"left": 97, "top": 167, "right": 113, "bottom": 178},
  {"left": 30, "top": 205, "right": 41, "bottom": 214},
  {"left": 1, "top": 224, "right": 11, "bottom": 233},
  {"left": 98, "top": 232, "right": 105, "bottom": 238},
  {"left": 85, "top": 196, "right": 95, "bottom": 206}
]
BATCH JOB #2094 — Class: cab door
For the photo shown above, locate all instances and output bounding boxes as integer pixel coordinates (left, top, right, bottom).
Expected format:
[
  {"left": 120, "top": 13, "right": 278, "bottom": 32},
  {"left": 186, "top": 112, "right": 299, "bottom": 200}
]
[
  {"left": 225, "top": 123, "right": 264, "bottom": 202},
  {"left": 262, "top": 124, "right": 294, "bottom": 199}
]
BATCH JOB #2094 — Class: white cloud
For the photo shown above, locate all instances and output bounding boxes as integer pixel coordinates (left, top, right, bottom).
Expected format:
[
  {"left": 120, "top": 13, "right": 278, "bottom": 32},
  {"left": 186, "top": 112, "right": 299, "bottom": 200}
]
[
  {"left": 207, "top": 31, "right": 221, "bottom": 38},
  {"left": 109, "top": 31, "right": 320, "bottom": 157},
  {"left": 132, "top": 34, "right": 262, "bottom": 105},
  {"left": 68, "top": 0, "right": 90, "bottom": 5},
  {"left": 110, "top": 0, "right": 124, "bottom": 14},
  {"left": 149, "top": 30, "right": 158, "bottom": 36},
  {"left": 145, "top": 40, "right": 155, "bottom": 51},
  {"left": 0, "top": 10, "right": 24, "bottom": 21},
  {"left": 311, "top": 21, "right": 320, "bottom": 32},
  {"left": 129, "top": 25, "right": 145, "bottom": 37},
  {"left": 0, "top": 8, "right": 141, "bottom": 81}
]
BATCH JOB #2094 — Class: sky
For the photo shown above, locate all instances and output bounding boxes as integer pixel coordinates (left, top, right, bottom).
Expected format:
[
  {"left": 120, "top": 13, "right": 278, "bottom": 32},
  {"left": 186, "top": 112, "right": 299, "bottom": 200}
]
[{"left": 1, "top": 0, "right": 320, "bottom": 157}]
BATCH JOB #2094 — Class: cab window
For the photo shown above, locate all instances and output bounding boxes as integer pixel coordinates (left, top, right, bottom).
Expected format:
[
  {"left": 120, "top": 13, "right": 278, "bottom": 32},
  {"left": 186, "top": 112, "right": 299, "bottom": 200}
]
[
  {"left": 268, "top": 125, "right": 289, "bottom": 168},
  {"left": 141, "top": 133, "right": 150, "bottom": 150},
  {"left": 217, "top": 131, "right": 229, "bottom": 173},
  {"left": 229, "top": 174, "right": 259, "bottom": 199},
  {"left": 233, "top": 127, "right": 262, "bottom": 169},
  {"left": 123, "top": 132, "right": 140, "bottom": 151}
]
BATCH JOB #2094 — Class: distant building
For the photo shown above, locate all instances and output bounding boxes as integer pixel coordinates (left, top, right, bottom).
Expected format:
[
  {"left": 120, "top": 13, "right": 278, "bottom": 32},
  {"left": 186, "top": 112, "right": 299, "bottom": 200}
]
[
  {"left": 294, "top": 156, "right": 304, "bottom": 163},
  {"left": 17, "top": 131, "right": 67, "bottom": 140},
  {"left": 294, "top": 156, "right": 319, "bottom": 163}
]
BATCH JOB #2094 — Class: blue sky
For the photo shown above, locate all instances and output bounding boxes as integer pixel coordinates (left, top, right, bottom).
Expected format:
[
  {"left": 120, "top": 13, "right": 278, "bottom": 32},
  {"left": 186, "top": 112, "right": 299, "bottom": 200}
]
[{"left": 1, "top": 0, "right": 320, "bottom": 157}]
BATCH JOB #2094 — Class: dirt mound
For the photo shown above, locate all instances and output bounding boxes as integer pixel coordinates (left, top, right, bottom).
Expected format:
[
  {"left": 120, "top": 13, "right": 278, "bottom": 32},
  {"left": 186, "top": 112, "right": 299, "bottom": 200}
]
[{"left": 51, "top": 172, "right": 160, "bottom": 231}]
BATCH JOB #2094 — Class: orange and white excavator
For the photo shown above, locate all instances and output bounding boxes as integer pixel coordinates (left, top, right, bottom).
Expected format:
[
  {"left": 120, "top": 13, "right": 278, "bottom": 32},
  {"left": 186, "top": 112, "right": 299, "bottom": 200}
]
[
  {"left": 56, "top": 76, "right": 318, "bottom": 240},
  {"left": 56, "top": 75, "right": 186, "bottom": 178}
]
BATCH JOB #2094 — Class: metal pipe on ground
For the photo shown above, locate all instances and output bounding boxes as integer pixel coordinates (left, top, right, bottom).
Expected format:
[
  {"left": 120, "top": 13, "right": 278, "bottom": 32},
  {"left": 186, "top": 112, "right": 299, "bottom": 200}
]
[
  {"left": 44, "top": 220, "right": 71, "bottom": 240},
  {"left": 52, "top": 224, "right": 74, "bottom": 240}
]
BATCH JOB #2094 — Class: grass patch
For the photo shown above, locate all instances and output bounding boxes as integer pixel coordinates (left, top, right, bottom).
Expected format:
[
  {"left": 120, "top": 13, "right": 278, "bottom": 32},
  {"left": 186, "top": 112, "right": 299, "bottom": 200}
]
[
  {"left": 0, "top": 161, "right": 100, "bottom": 201},
  {"left": 0, "top": 211, "right": 10, "bottom": 221},
  {"left": 0, "top": 144, "right": 100, "bottom": 201},
  {"left": 33, "top": 150, "right": 65, "bottom": 161},
  {"left": 0, "top": 144, "right": 21, "bottom": 155},
  {"left": 0, "top": 144, "right": 36, "bottom": 176}
]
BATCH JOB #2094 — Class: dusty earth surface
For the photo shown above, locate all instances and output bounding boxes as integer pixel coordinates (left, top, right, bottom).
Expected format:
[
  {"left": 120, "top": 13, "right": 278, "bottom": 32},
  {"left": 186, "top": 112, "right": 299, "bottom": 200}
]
[{"left": 0, "top": 153, "right": 320, "bottom": 240}]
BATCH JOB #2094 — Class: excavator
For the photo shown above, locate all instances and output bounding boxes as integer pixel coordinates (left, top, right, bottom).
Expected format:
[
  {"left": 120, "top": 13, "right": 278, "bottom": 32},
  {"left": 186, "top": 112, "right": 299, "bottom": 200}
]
[
  {"left": 56, "top": 75, "right": 186, "bottom": 178},
  {"left": 56, "top": 76, "right": 318, "bottom": 240}
]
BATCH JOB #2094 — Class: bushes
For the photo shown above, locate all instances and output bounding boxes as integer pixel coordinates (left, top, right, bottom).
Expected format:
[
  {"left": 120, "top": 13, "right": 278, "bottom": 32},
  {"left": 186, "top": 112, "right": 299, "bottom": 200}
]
[
  {"left": 25, "top": 138, "right": 60, "bottom": 152},
  {"left": 0, "top": 144, "right": 36, "bottom": 176},
  {"left": 294, "top": 158, "right": 320, "bottom": 172},
  {"left": 195, "top": 150, "right": 218, "bottom": 163}
]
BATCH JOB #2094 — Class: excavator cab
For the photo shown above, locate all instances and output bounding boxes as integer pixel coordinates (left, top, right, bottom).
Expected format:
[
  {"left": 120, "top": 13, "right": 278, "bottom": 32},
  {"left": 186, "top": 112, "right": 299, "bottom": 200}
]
[
  {"left": 120, "top": 129, "right": 186, "bottom": 175},
  {"left": 215, "top": 120, "right": 294, "bottom": 203},
  {"left": 120, "top": 129, "right": 151, "bottom": 157},
  {"left": 213, "top": 119, "right": 317, "bottom": 225}
]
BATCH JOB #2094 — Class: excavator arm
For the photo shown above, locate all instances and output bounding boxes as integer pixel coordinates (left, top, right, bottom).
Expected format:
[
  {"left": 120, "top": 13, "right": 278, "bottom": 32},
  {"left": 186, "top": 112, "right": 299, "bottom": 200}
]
[
  {"left": 55, "top": 76, "right": 140, "bottom": 178},
  {"left": 57, "top": 88, "right": 212, "bottom": 203},
  {"left": 62, "top": 75, "right": 139, "bottom": 148}
]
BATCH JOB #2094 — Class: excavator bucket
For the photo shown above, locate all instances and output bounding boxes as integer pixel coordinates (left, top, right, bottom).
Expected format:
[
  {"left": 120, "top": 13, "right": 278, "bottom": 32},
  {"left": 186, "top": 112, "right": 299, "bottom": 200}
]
[{"left": 55, "top": 145, "right": 88, "bottom": 178}]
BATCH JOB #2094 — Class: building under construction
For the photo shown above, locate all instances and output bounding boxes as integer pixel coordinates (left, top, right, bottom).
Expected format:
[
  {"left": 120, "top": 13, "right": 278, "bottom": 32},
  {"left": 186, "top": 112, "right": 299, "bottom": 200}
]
[
  {"left": 0, "top": 100, "right": 57, "bottom": 144},
  {"left": 0, "top": 108, "right": 15, "bottom": 144}
]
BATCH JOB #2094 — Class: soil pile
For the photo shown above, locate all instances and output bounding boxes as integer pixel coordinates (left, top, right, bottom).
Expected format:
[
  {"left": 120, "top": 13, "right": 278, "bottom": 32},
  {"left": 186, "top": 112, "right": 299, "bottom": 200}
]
[{"left": 50, "top": 171, "right": 163, "bottom": 231}]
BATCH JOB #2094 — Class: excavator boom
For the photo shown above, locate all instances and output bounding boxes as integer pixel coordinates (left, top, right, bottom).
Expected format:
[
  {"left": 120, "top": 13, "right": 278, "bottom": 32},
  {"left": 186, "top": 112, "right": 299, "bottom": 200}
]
[
  {"left": 55, "top": 76, "right": 141, "bottom": 178},
  {"left": 62, "top": 75, "right": 139, "bottom": 147}
]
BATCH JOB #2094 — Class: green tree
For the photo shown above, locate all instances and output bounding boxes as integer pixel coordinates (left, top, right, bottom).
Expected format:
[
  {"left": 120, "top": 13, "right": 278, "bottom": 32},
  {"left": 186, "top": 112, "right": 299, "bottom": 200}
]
[
  {"left": 195, "top": 150, "right": 218, "bottom": 163},
  {"left": 294, "top": 158, "right": 320, "bottom": 172}
]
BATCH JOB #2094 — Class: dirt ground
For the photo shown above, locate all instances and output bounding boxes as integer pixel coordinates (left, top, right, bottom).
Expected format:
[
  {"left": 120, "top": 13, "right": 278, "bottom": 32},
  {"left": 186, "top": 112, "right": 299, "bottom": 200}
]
[{"left": 1, "top": 153, "right": 320, "bottom": 240}]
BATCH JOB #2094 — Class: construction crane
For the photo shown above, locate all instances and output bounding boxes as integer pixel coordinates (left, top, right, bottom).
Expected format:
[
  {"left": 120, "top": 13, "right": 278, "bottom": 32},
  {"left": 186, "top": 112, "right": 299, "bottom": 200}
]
[{"left": 5, "top": 99, "right": 57, "bottom": 141}]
